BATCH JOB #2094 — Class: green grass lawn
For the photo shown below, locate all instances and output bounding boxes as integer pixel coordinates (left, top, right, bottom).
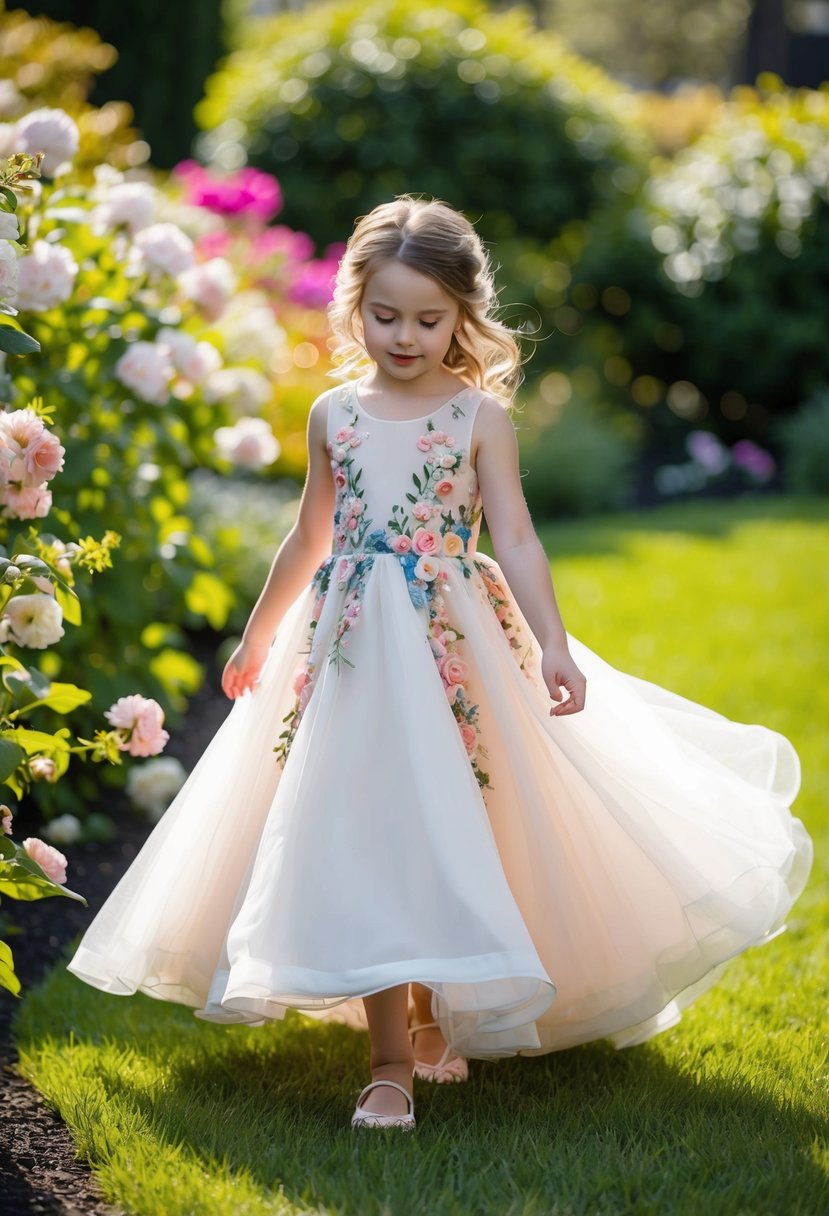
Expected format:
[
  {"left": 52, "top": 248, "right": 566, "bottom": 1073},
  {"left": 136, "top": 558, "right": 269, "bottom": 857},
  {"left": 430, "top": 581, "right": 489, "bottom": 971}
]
[{"left": 13, "top": 495, "right": 829, "bottom": 1216}]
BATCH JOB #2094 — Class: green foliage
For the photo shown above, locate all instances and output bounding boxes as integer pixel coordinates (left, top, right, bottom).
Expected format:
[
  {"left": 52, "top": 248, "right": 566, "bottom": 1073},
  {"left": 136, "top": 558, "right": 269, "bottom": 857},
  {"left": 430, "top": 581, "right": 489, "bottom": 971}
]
[
  {"left": 516, "top": 396, "right": 639, "bottom": 517},
  {"left": 197, "top": 0, "right": 645, "bottom": 247},
  {"left": 14, "top": 497, "right": 829, "bottom": 1213},
  {"left": 775, "top": 390, "right": 829, "bottom": 495}
]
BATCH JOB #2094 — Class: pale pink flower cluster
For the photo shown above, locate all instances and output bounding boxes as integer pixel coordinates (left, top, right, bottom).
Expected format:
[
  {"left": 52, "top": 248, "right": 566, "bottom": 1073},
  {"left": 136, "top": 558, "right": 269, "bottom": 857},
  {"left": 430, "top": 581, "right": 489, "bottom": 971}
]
[
  {"left": 157, "top": 327, "right": 222, "bottom": 385},
  {"left": 131, "top": 222, "right": 195, "bottom": 278},
  {"left": 92, "top": 180, "right": 155, "bottom": 236},
  {"left": 339, "top": 493, "right": 366, "bottom": 534},
  {"left": 0, "top": 593, "right": 65, "bottom": 648},
  {"left": 14, "top": 107, "right": 79, "bottom": 176},
  {"left": 203, "top": 367, "right": 272, "bottom": 414},
  {"left": 329, "top": 425, "right": 364, "bottom": 465},
  {"left": 104, "top": 694, "right": 170, "bottom": 757},
  {"left": 177, "top": 257, "right": 237, "bottom": 321},
  {"left": 214, "top": 417, "right": 280, "bottom": 469},
  {"left": 0, "top": 406, "right": 65, "bottom": 520},
  {"left": 15, "top": 240, "right": 78, "bottom": 312},
  {"left": 21, "top": 836, "right": 68, "bottom": 884},
  {"left": 115, "top": 340, "right": 174, "bottom": 405}
]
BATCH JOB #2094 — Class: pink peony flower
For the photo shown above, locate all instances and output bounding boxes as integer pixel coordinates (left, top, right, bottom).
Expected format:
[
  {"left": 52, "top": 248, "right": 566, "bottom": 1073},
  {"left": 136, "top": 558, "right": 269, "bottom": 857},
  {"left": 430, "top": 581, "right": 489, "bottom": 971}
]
[
  {"left": 15, "top": 240, "right": 78, "bottom": 312},
  {"left": 22, "top": 836, "right": 67, "bottom": 884},
  {"left": 413, "top": 528, "right": 439, "bottom": 555},
  {"left": 104, "top": 694, "right": 170, "bottom": 757},
  {"left": 412, "top": 502, "right": 432, "bottom": 522},
  {"left": 390, "top": 534, "right": 412, "bottom": 553},
  {"left": 214, "top": 417, "right": 280, "bottom": 470},
  {"left": 287, "top": 259, "right": 338, "bottom": 308},
  {"left": 435, "top": 479, "right": 454, "bottom": 496},
  {"left": 15, "top": 107, "right": 79, "bottom": 176},
  {"left": 173, "top": 160, "right": 283, "bottom": 223},
  {"left": 459, "top": 723, "right": 477, "bottom": 754},
  {"left": 0, "top": 408, "right": 65, "bottom": 482}
]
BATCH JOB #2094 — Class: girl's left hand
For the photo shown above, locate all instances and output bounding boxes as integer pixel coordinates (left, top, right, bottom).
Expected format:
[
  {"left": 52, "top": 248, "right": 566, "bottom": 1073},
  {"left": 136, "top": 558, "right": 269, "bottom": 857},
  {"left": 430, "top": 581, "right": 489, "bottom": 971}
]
[{"left": 541, "top": 646, "right": 587, "bottom": 716}]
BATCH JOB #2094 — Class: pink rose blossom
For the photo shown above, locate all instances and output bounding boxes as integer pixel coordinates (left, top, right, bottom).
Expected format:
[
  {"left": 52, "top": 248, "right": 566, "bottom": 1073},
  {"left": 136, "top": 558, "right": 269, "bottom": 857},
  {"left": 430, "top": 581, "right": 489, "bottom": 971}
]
[
  {"left": 445, "top": 435, "right": 455, "bottom": 445},
  {"left": 292, "top": 670, "right": 310, "bottom": 695},
  {"left": 390, "top": 535, "right": 412, "bottom": 553},
  {"left": 299, "top": 683, "right": 313, "bottom": 712},
  {"left": 435, "top": 479, "right": 454, "bottom": 496},
  {"left": 412, "top": 502, "right": 432, "bottom": 522},
  {"left": 335, "top": 426, "right": 354, "bottom": 443},
  {"left": 22, "top": 837, "right": 67, "bottom": 885},
  {"left": 441, "top": 454, "right": 457, "bottom": 468},
  {"left": 431, "top": 431, "right": 446, "bottom": 444},
  {"left": 496, "top": 605, "right": 508, "bottom": 622},
  {"left": 440, "top": 654, "right": 469, "bottom": 686},
  {"left": 349, "top": 435, "right": 362, "bottom": 448},
  {"left": 334, "top": 469, "right": 347, "bottom": 489},
  {"left": 429, "top": 636, "right": 447, "bottom": 659},
  {"left": 1, "top": 483, "right": 52, "bottom": 519},
  {"left": 459, "top": 723, "right": 477, "bottom": 754},
  {"left": 347, "top": 517, "right": 358, "bottom": 530},
  {"left": 413, "top": 528, "right": 439, "bottom": 555},
  {"left": 445, "top": 683, "right": 459, "bottom": 705},
  {"left": 104, "top": 694, "right": 170, "bottom": 757},
  {"left": 417, "top": 436, "right": 432, "bottom": 452}
]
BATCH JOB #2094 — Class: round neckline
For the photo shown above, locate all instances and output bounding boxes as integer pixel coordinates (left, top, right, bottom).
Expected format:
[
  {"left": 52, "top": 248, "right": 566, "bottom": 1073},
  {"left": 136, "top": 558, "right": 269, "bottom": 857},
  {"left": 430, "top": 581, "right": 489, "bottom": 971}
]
[{"left": 352, "top": 378, "right": 471, "bottom": 424}]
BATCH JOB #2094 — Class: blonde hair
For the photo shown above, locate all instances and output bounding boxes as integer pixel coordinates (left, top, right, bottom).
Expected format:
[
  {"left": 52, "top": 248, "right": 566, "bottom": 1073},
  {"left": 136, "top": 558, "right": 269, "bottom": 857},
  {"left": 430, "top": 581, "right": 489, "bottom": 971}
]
[{"left": 327, "top": 195, "right": 523, "bottom": 403}]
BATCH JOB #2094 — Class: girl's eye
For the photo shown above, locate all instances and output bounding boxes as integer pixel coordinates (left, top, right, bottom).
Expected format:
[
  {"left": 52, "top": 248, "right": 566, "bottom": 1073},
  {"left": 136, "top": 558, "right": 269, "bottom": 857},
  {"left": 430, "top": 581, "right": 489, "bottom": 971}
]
[
  {"left": 373, "top": 315, "right": 394, "bottom": 325},
  {"left": 420, "top": 320, "right": 439, "bottom": 329}
]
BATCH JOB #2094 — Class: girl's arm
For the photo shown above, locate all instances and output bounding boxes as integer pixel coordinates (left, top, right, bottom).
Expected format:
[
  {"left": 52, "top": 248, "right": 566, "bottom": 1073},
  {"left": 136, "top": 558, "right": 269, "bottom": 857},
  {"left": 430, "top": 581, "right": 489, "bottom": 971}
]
[
  {"left": 222, "top": 393, "right": 336, "bottom": 699},
  {"left": 474, "top": 397, "right": 586, "bottom": 715}
]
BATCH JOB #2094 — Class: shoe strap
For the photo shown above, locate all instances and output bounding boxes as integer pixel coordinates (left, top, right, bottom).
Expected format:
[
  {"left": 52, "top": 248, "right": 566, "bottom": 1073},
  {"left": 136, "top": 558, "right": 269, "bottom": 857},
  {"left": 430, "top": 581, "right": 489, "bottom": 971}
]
[
  {"left": 357, "top": 1079, "right": 413, "bottom": 1110},
  {"left": 408, "top": 1020, "right": 440, "bottom": 1036}
]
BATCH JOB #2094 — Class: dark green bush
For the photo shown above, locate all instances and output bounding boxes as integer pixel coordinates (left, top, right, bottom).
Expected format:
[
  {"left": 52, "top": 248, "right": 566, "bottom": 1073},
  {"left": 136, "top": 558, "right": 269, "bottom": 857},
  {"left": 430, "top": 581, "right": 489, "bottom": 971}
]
[
  {"left": 196, "top": 0, "right": 644, "bottom": 248},
  {"left": 775, "top": 391, "right": 829, "bottom": 495}
]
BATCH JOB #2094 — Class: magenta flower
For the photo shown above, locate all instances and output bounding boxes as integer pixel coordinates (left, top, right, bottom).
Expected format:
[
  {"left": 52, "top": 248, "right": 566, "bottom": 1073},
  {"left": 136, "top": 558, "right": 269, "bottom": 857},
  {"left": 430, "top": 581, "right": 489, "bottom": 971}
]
[
  {"left": 287, "top": 258, "right": 339, "bottom": 308},
  {"left": 731, "top": 440, "right": 776, "bottom": 482},
  {"left": 253, "top": 225, "right": 315, "bottom": 263},
  {"left": 173, "top": 159, "right": 282, "bottom": 222}
]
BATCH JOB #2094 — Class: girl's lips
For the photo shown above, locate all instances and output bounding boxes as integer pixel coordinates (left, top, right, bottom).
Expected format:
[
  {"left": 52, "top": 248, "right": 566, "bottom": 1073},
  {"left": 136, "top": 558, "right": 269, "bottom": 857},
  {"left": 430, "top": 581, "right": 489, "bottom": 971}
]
[{"left": 390, "top": 353, "right": 418, "bottom": 363}]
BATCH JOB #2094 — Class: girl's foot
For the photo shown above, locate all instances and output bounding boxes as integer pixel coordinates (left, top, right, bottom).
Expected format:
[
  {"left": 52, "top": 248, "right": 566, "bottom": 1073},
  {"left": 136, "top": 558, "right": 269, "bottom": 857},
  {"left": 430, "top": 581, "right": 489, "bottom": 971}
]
[
  {"left": 409, "top": 1020, "right": 469, "bottom": 1083},
  {"left": 358, "top": 1060, "right": 414, "bottom": 1116}
]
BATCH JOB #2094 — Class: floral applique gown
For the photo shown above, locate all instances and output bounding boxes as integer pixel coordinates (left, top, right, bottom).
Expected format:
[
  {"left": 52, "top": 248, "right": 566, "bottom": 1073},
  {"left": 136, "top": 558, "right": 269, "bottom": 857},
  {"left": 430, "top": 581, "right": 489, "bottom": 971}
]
[{"left": 67, "top": 381, "right": 813, "bottom": 1057}]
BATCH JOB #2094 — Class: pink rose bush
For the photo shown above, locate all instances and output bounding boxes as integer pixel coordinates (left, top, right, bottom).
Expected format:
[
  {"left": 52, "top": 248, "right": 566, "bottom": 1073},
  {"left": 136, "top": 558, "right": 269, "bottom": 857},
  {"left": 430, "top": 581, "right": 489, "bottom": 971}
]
[{"left": 104, "top": 694, "right": 170, "bottom": 757}]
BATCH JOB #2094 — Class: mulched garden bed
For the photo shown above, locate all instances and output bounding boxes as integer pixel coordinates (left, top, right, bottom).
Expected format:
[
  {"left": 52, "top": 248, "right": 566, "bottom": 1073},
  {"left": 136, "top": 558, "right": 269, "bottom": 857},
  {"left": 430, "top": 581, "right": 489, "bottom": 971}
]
[{"left": 0, "top": 630, "right": 232, "bottom": 1216}]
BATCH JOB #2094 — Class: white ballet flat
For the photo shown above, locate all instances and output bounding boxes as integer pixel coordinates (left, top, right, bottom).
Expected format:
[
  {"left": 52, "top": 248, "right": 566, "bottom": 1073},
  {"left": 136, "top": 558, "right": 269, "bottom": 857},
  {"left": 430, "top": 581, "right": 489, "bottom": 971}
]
[
  {"left": 351, "top": 1079, "right": 416, "bottom": 1130},
  {"left": 409, "top": 1021, "right": 469, "bottom": 1083}
]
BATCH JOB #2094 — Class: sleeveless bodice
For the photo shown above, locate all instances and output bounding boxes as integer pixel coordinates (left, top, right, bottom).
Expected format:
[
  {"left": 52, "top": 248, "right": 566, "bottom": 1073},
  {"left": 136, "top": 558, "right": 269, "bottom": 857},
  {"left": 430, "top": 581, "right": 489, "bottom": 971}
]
[{"left": 325, "top": 380, "right": 484, "bottom": 560}]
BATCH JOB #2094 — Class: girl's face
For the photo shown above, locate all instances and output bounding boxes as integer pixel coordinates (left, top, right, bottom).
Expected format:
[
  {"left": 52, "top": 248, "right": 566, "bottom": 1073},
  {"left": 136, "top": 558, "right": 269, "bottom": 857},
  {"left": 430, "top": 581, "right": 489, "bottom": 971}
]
[{"left": 358, "top": 259, "right": 460, "bottom": 388}]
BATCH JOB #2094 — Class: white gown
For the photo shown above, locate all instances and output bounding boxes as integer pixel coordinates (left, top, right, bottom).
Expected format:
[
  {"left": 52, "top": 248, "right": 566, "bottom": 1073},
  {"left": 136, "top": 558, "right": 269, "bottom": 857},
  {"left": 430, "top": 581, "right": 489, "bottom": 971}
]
[{"left": 67, "top": 381, "right": 813, "bottom": 1057}]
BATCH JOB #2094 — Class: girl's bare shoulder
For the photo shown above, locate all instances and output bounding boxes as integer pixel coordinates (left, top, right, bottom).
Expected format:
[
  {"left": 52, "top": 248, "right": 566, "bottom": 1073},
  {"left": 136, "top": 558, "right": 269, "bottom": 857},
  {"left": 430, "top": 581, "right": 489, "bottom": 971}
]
[{"left": 471, "top": 392, "right": 517, "bottom": 462}]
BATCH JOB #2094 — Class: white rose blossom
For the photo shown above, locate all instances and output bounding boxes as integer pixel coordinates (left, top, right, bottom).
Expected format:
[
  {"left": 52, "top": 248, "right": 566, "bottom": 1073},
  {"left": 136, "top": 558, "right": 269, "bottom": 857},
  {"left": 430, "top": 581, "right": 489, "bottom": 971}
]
[
  {"left": 156, "top": 327, "right": 222, "bottom": 384},
  {"left": 203, "top": 367, "right": 272, "bottom": 415},
  {"left": 177, "top": 257, "right": 236, "bottom": 321},
  {"left": 92, "top": 180, "right": 156, "bottom": 236},
  {"left": 0, "top": 241, "right": 18, "bottom": 311},
  {"left": 15, "top": 240, "right": 78, "bottom": 312},
  {"left": 43, "top": 813, "right": 83, "bottom": 844},
  {"left": 14, "top": 107, "right": 80, "bottom": 176},
  {"left": 3, "top": 592, "right": 65, "bottom": 648},
  {"left": 130, "top": 222, "right": 194, "bottom": 278},
  {"left": 214, "top": 417, "right": 281, "bottom": 470},
  {"left": 0, "top": 212, "right": 19, "bottom": 241},
  {"left": 115, "top": 340, "right": 174, "bottom": 405},
  {"left": 217, "top": 293, "right": 287, "bottom": 363},
  {"left": 126, "top": 756, "right": 187, "bottom": 822}
]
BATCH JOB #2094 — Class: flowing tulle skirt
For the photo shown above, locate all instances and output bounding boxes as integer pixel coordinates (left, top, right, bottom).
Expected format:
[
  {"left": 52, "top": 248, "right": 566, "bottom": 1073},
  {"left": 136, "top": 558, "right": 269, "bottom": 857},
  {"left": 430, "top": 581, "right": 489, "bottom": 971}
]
[{"left": 67, "top": 552, "right": 812, "bottom": 1058}]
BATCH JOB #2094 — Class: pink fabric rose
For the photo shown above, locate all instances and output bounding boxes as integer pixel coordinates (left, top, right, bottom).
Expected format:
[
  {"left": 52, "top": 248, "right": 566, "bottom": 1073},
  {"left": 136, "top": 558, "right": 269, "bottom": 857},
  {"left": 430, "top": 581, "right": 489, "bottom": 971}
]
[
  {"left": 335, "top": 426, "right": 354, "bottom": 443},
  {"left": 431, "top": 431, "right": 446, "bottom": 444},
  {"left": 435, "top": 479, "right": 454, "bottom": 496},
  {"left": 413, "top": 528, "right": 440, "bottom": 554},
  {"left": 412, "top": 502, "right": 432, "bottom": 522},
  {"left": 292, "top": 669, "right": 310, "bottom": 695},
  {"left": 417, "top": 436, "right": 432, "bottom": 452},
  {"left": 459, "top": 723, "right": 478, "bottom": 754},
  {"left": 439, "top": 654, "right": 469, "bottom": 686},
  {"left": 334, "top": 469, "right": 347, "bottom": 489},
  {"left": 441, "top": 454, "right": 457, "bottom": 469},
  {"left": 104, "top": 694, "right": 170, "bottom": 757},
  {"left": 391, "top": 535, "right": 412, "bottom": 553},
  {"left": 22, "top": 837, "right": 67, "bottom": 885},
  {"left": 429, "top": 636, "right": 447, "bottom": 659}
]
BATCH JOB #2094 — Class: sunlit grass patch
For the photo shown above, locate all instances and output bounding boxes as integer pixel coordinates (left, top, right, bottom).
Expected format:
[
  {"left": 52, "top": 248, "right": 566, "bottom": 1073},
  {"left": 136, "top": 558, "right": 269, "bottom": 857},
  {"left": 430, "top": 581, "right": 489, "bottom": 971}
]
[{"left": 14, "top": 495, "right": 829, "bottom": 1216}]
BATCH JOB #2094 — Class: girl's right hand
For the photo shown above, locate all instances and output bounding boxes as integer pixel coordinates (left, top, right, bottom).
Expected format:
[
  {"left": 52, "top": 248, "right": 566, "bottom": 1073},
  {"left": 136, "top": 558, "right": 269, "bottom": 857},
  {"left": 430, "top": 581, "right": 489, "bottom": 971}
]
[{"left": 221, "top": 640, "right": 271, "bottom": 700}]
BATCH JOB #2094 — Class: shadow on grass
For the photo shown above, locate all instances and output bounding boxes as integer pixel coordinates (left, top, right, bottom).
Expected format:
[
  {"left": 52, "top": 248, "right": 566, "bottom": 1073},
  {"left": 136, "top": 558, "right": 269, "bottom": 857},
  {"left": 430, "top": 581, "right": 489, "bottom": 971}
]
[{"left": 26, "top": 982, "right": 828, "bottom": 1215}]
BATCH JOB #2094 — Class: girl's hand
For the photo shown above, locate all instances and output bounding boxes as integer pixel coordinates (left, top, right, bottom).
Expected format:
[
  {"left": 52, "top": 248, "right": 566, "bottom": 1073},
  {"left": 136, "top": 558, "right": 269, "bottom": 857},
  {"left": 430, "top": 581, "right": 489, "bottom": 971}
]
[
  {"left": 221, "top": 640, "right": 270, "bottom": 700},
  {"left": 541, "top": 646, "right": 586, "bottom": 716}
]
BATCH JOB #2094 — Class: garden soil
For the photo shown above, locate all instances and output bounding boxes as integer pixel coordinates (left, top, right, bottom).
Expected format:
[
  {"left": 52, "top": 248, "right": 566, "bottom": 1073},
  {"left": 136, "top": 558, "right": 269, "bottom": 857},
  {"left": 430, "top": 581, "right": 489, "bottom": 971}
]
[{"left": 0, "top": 630, "right": 231, "bottom": 1216}]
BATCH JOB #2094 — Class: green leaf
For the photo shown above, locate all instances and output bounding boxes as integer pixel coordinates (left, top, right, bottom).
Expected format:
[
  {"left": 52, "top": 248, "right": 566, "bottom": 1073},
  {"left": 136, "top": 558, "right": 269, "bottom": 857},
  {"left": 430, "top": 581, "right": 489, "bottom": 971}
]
[
  {"left": 0, "top": 858, "right": 87, "bottom": 904},
  {"left": 13, "top": 682, "right": 93, "bottom": 716},
  {"left": 0, "top": 940, "right": 20, "bottom": 998},
  {"left": 54, "top": 582, "right": 82, "bottom": 626},
  {"left": 0, "top": 325, "right": 40, "bottom": 356},
  {"left": 0, "top": 187, "right": 18, "bottom": 211},
  {"left": 0, "top": 737, "right": 25, "bottom": 782}
]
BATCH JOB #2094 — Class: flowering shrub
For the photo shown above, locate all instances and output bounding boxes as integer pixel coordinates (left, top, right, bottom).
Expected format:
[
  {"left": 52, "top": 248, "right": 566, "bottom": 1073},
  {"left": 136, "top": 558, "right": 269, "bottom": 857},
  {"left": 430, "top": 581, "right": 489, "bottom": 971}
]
[{"left": 0, "top": 109, "right": 334, "bottom": 824}]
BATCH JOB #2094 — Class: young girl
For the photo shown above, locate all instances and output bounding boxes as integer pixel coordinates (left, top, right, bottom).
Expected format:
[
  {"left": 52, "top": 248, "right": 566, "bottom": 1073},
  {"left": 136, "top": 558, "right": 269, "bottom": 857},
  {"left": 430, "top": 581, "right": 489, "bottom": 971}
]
[{"left": 67, "top": 196, "right": 812, "bottom": 1132}]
